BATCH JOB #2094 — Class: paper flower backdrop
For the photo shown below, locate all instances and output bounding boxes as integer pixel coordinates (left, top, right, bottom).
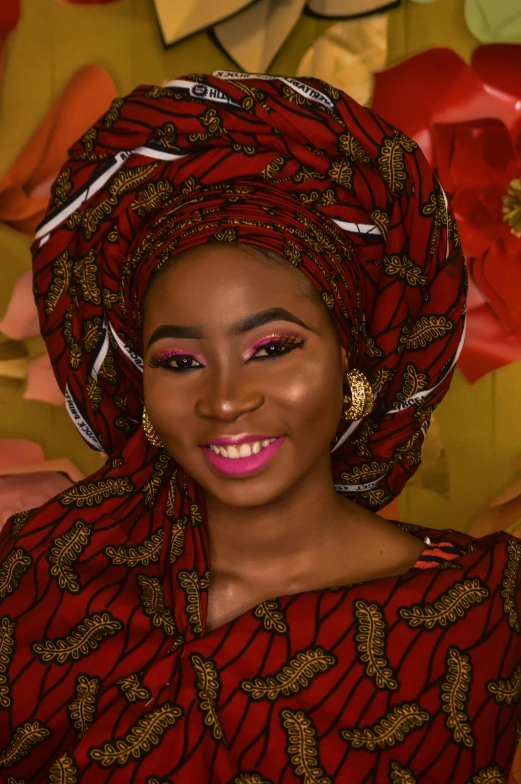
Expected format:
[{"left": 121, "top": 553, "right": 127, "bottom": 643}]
[
  {"left": 0, "top": 64, "right": 117, "bottom": 407},
  {"left": 372, "top": 44, "right": 521, "bottom": 383},
  {"left": 153, "top": 0, "right": 397, "bottom": 72},
  {"left": 296, "top": 13, "right": 388, "bottom": 106}
]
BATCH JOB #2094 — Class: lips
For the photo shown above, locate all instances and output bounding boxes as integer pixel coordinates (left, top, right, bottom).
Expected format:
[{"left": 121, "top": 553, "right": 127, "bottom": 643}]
[{"left": 201, "top": 436, "right": 286, "bottom": 477}]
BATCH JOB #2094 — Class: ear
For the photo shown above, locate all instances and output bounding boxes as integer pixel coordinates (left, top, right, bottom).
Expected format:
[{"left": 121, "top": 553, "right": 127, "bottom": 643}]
[{"left": 339, "top": 344, "right": 349, "bottom": 375}]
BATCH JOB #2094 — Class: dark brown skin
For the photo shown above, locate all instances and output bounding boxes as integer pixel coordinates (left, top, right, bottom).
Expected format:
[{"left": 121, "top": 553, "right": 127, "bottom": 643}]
[{"left": 142, "top": 244, "right": 425, "bottom": 632}]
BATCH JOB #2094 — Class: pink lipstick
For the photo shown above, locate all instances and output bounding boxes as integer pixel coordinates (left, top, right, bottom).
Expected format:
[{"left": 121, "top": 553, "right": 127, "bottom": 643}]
[{"left": 202, "top": 436, "right": 286, "bottom": 477}]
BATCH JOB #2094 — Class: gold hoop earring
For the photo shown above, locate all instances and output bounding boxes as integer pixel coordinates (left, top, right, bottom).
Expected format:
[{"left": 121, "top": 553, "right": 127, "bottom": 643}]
[
  {"left": 343, "top": 369, "right": 373, "bottom": 421},
  {"left": 142, "top": 407, "right": 163, "bottom": 447}
]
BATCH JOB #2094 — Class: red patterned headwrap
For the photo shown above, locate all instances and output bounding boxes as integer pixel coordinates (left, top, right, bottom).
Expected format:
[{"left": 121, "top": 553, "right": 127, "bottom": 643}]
[{"left": 32, "top": 72, "right": 465, "bottom": 508}]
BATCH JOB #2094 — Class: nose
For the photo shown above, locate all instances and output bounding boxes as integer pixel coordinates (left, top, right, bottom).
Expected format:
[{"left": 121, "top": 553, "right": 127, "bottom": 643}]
[{"left": 195, "top": 363, "right": 264, "bottom": 422}]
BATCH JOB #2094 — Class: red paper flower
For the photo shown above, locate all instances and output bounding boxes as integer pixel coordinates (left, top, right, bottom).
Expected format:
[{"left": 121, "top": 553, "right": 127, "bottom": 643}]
[{"left": 372, "top": 45, "right": 521, "bottom": 383}]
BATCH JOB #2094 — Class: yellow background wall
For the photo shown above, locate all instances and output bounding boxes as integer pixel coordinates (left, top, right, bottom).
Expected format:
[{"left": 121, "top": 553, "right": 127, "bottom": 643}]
[{"left": 1, "top": 0, "right": 519, "bottom": 532}]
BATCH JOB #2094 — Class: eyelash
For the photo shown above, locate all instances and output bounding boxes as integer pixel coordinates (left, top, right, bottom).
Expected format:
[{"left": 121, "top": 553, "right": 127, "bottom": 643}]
[{"left": 150, "top": 335, "right": 305, "bottom": 373}]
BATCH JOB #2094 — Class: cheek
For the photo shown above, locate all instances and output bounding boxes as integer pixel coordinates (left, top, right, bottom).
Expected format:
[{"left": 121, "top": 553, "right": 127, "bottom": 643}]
[
  {"left": 143, "top": 373, "right": 194, "bottom": 434},
  {"left": 280, "top": 359, "right": 342, "bottom": 423}
]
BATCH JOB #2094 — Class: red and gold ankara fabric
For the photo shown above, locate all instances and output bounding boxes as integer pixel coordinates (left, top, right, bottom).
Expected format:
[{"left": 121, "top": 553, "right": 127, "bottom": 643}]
[{"left": 0, "top": 72, "right": 520, "bottom": 783}]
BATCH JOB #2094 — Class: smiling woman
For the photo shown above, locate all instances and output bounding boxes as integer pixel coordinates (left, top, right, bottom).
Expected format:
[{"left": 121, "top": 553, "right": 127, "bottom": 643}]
[{"left": 0, "top": 73, "right": 519, "bottom": 783}]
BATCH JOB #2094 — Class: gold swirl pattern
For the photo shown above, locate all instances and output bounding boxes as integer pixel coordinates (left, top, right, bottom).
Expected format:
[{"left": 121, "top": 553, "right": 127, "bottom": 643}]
[
  {"left": 398, "top": 579, "right": 489, "bottom": 629},
  {"left": 191, "top": 653, "right": 228, "bottom": 746},
  {"left": 0, "top": 548, "right": 32, "bottom": 598},
  {"left": 462, "top": 766, "right": 508, "bottom": 783},
  {"left": 146, "top": 778, "right": 173, "bottom": 784},
  {"left": 340, "top": 702, "right": 430, "bottom": 750},
  {"left": 8, "top": 509, "right": 31, "bottom": 539},
  {"left": 338, "top": 131, "right": 370, "bottom": 165},
  {"left": 178, "top": 571, "right": 203, "bottom": 635},
  {"left": 370, "top": 208, "right": 390, "bottom": 239},
  {"left": 67, "top": 674, "right": 100, "bottom": 737},
  {"left": 103, "top": 97, "right": 124, "bottom": 129},
  {"left": 45, "top": 251, "right": 73, "bottom": 314},
  {"left": 383, "top": 256, "right": 427, "bottom": 287},
  {"left": 0, "top": 616, "right": 15, "bottom": 709},
  {"left": 241, "top": 648, "right": 336, "bottom": 701},
  {"left": 132, "top": 181, "right": 173, "bottom": 216},
  {"left": 501, "top": 539, "right": 521, "bottom": 633},
  {"left": 167, "top": 635, "right": 185, "bottom": 655},
  {"left": 165, "top": 470, "right": 177, "bottom": 517},
  {"left": 399, "top": 315, "right": 453, "bottom": 352},
  {"left": 47, "top": 519, "right": 92, "bottom": 593},
  {"left": 143, "top": 452, "right": 171, "bottom": 508},
  {"left": 190, "top": 503, "right": 203, "bottom": 526},
  {"left": 281, "top": 708, "right": 332, "bottom": 784},
  {"left": 231, "top": 774, "right": 274, "bottom": 784},
  {"left": 487, "top": 662, "right": 521, "bottom": 705},
  {"left": 253, "top": 600, "right": 288, "bottom": 635},
  {"left": 377, "top": 135, "right": 407, "bottom": 196},
  {"left": 51, "top": 168, "right": 73, "bottom": 208},
  {"left": 389, "top": 761, "right": 417, "bottom": 783},
  {"left": 394, "top": 365, "right": 428, "bottom": 406},
  {"left": 105, "top": 529, "right": 164, "bottom": 568},
  {"left": 354, "top": 600, "right": 399, "bottom": 691},
  {"left": 89, "top": 702, "right": 182, "bottom": 767},
  {"left": 137, "top": 575, "right": 176, "bottom": 637},
  {"left": 116, "top": 672, "right": 151, "bottom": 703},
  {"left": 59, "top": 477, "right": 133, "bottom": 507},
  {"left": 32, "top": 612, "right": 123, "bottom": 664},
  {"left": 169, "top": 517, "right": 187, "bottom": 564},
  {"left": 440, "top": 647, "right": 474, "bottom": 747},
  {"left": 70, "top": 164, "right": 158, "bottom": 239},
  {"left": 339, "top": 461, "right": 390, "bottom": 486},
  {"left": 0, "top": 720, "right": 51, "bottom": 768},
  {"left": 47, "top": 752, "right": 79, "bottom": 783}
]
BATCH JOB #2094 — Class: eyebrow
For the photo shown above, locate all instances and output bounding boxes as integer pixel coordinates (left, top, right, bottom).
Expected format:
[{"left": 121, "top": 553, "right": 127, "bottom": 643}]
[{"left": 147, "top": 307, "right": 312, "bottom": 349}]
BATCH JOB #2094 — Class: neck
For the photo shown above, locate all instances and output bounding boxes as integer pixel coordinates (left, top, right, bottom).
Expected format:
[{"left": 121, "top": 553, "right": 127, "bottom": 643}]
[{"left": 203, "top": 458, "right": 361, "bottom": 587}]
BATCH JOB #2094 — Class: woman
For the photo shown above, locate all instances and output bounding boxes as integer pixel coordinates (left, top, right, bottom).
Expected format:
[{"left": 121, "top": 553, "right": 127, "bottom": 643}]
[{"left": 0, "top": 72, "right": 519, "bottom": 783}]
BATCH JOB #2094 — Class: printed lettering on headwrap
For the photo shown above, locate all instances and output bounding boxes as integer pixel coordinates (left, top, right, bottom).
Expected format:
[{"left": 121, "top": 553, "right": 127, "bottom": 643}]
[
  {"left": 65, "top": 383, "right": 104, "bottom": 452},
  {"left": 213, "top": 70, "right": 335, "bottom": 112},
  {"left": 166, "top": 79, "right": 242, "bottom": 109}
]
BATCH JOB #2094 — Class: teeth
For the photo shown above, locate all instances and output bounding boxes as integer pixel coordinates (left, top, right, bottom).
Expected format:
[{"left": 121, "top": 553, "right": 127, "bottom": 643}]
[{"left": 208, "top": 438, "right": 278, "bottom": 458}]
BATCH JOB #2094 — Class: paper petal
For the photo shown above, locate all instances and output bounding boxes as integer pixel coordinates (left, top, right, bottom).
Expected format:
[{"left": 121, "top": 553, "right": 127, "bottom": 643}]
[
  {"left": 214, "top": 0, "right": 306, "bottom": 73},
  {"left": 465, "top": 0, "right": 521, "bottom": 44},
  {"left": 0, "top": 439, "right": 45, "bottom": 469},
  {"left": 153, "top": 0, "right": 250, "bottom": 46},
  {"left": 0, "top": 472, "right": 73, "bottom": 532},
  {"left": 0, "top": 270, "right": 39, "bottom": 340},
  {"left": 297, "top": 15, "right": 388, "bottom": 106},
  {"left": 457, "top": 276, "right": 521, "bottom": 383},
  {"left": 306, "top": 0, "right": 398, "bottom": 14},
  {"left": 0, "top": 65, "right": 117, "bottom": 236},
  {"left": 24, "top": 353, "right": 64, "bottom": 406}
]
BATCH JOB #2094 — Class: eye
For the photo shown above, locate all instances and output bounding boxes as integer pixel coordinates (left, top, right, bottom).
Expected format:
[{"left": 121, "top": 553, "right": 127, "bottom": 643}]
[
  {"left": 150, "top": 353, "right": 204, "bottom": 373},
  {"left": 248, "top": 336, "right": 304, "bottom": 362}
]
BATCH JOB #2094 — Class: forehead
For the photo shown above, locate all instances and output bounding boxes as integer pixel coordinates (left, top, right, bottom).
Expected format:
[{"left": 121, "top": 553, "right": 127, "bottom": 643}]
[{"left": 146, "top": 243, "right": 319, "bottom": 309}]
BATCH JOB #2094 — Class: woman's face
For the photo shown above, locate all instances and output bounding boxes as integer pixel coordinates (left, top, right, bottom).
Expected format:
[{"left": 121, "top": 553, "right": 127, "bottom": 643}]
[{"left": 142, "top": 243, "right": 347, "bottom": 509}]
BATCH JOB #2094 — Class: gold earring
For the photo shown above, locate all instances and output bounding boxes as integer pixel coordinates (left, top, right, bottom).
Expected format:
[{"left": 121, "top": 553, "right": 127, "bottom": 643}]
[
  {"left": 343, "top": 369, "right": 373, "bottom": 421},
  {"left": 142, "top": 407, "right": 163, "bottom": 447}
]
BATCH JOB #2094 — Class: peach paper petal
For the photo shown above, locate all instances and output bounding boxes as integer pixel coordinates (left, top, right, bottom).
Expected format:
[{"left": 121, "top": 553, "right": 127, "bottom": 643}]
[
  {"left": 0, "top": 270, "right": 40, "bottom": 339},
  {"left": 0, "top": 439, "right": 45, "bottom": 469},
  {"left": 0, "top": 472, "right": 73, "bottom": 532},
  {"left": 24, "top": 353, "right": 64, "bottom": 406},
  {"left": 0, "top": 65, "right": 117, "bottom": 236}
]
